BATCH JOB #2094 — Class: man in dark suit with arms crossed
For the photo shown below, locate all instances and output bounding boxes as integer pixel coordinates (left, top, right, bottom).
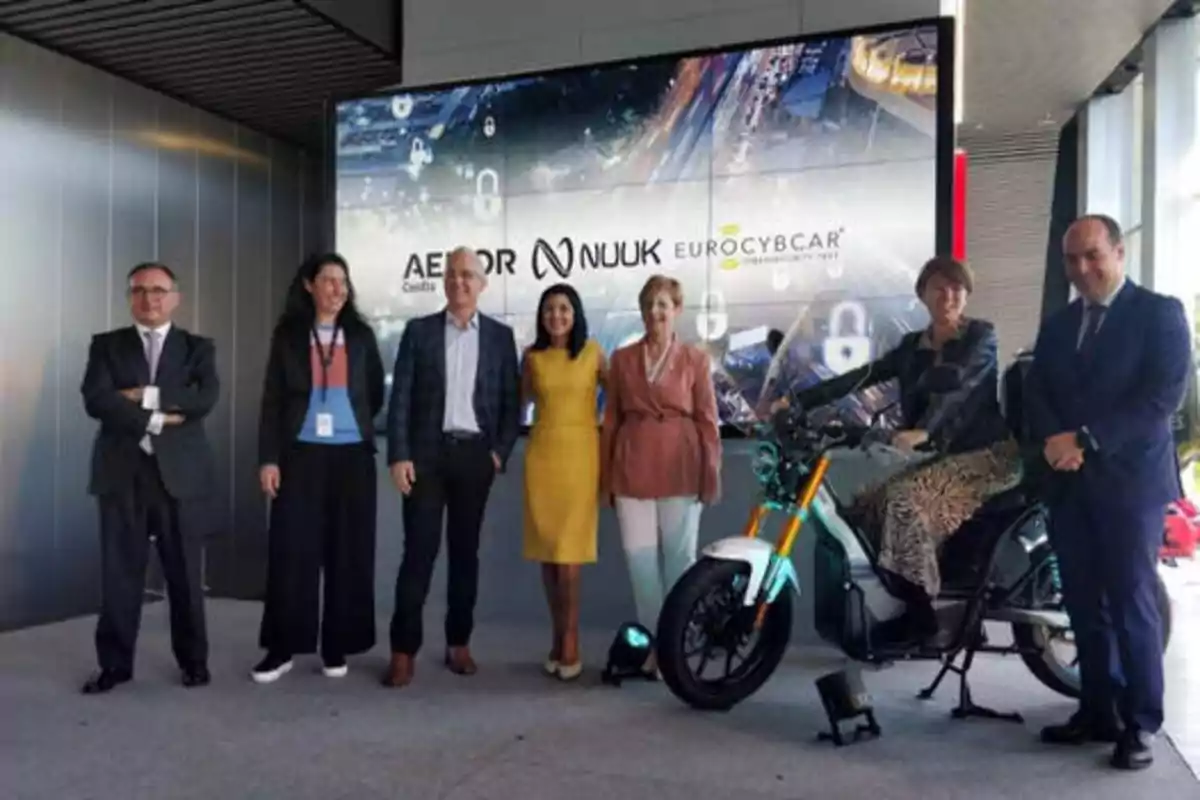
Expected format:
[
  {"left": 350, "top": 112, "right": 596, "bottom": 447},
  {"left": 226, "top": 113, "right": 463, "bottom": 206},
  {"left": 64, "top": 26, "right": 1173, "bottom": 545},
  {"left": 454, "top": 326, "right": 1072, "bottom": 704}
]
[
  {"left": 1025, "top": 215, "right": 1192, "bottom": 769},
  {"left": 80, "top": 262, "right": 220, "bottom": 693},
  {"left": 383, "top": 246, "right": 520, "bottom": 687}
]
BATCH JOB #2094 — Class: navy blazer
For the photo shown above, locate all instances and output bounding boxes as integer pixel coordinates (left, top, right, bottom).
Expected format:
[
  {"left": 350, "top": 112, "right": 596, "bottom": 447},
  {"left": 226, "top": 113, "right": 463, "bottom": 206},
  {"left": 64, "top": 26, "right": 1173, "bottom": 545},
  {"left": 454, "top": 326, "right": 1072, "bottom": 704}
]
[
  {"left": 1024, "top": 281, "right": 1192, "bottom": 511},
  {"left": 386, "top": 310, "right": 521, "bottom": 469},
  {"left": 794, "top": 318, "right": 1009, "bottom": 454}
]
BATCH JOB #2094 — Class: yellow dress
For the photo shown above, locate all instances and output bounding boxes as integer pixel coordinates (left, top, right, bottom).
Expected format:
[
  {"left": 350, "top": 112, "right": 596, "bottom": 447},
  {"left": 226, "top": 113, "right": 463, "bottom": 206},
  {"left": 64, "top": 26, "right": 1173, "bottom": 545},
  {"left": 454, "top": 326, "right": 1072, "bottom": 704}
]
[{"left": 523, "top": 339, "right": 602, "bottom": 564}]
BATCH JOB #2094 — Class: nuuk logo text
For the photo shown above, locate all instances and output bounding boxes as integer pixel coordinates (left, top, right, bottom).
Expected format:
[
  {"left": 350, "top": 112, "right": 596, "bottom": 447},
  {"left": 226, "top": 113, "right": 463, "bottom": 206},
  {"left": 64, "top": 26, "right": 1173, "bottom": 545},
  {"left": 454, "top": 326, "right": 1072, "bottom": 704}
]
[{"left": 530, "top": 237, "right": 662, "bottom": 280}]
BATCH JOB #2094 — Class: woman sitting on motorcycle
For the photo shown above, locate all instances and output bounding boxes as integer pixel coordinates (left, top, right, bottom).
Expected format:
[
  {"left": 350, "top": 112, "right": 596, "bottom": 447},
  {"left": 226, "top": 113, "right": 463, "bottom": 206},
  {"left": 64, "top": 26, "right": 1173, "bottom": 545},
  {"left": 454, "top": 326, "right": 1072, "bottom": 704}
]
[{"left": 791, "top": 256, "right": 1022, "bottom": 642}]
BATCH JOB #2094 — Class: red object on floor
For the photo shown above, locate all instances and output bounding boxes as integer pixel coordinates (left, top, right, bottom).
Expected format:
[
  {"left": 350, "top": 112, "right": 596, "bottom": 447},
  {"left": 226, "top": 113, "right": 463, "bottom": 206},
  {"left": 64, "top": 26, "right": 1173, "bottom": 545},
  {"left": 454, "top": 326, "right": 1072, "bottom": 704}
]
[{"left": 1162, "top": 498, "right": 1200, "bottom": 559}]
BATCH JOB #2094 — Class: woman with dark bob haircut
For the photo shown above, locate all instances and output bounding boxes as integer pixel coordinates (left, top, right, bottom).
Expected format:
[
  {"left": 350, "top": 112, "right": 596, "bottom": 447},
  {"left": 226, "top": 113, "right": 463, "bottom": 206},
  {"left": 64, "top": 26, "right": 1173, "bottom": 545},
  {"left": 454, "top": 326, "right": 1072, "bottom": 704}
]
[
  {"left": 521, "top": 283, "right": 606, "bottom": 681},
  {"left": 251, "top": 252, "right": 385, "bottom": 684},
  {"left": 791, "top": 256, "right": 1022, "bottom": 643}
]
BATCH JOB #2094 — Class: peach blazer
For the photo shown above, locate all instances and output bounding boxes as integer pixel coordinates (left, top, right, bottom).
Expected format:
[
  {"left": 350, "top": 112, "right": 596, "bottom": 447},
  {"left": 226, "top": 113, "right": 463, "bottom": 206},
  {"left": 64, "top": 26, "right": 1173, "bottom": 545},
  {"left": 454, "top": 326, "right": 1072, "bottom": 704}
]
[{"left": 601, "top": 337, "right": 722, "bottom": 502}]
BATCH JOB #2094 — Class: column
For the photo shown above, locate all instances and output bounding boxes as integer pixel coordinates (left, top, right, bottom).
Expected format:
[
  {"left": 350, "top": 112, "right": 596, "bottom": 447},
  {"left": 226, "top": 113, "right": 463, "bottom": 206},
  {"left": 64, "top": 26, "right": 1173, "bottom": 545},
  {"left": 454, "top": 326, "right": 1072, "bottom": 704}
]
[
  {"left": 1141, "top": 15, "right": 1197, "bottom": 300},
  {"left": 1081, "top": 90, "right": 1136, "bottom": 231}
]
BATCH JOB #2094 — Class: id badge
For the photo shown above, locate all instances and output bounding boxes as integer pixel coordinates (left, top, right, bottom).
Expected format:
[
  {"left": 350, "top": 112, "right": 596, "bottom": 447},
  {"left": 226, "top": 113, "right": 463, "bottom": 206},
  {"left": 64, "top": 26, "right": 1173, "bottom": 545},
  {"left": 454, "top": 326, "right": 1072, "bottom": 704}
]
[{"left": 315, "top": 412, "right": 334, "bottom": 438}]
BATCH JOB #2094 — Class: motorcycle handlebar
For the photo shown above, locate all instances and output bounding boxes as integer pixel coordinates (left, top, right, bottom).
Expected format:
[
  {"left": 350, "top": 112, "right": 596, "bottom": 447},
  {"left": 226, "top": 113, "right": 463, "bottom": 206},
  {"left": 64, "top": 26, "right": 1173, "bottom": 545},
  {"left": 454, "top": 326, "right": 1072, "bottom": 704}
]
[{"left": 768, "top": 405, "right": 874, "bottom": 455}]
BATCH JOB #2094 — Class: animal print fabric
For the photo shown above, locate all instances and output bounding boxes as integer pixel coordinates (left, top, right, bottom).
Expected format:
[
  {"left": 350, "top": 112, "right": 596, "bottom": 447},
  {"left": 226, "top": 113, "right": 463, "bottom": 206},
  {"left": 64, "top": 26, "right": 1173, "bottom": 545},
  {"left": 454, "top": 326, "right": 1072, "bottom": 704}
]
[{"left": 852, "top": 438, "right": 1023, "bottom": 597}]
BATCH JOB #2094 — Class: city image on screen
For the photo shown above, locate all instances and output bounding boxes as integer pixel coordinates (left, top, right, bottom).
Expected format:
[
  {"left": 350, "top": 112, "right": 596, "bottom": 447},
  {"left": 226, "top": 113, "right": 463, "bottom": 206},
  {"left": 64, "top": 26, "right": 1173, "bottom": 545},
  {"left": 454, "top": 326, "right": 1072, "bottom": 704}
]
[{"left": 333, "top": 21, "right": 949, "bottom": 428}]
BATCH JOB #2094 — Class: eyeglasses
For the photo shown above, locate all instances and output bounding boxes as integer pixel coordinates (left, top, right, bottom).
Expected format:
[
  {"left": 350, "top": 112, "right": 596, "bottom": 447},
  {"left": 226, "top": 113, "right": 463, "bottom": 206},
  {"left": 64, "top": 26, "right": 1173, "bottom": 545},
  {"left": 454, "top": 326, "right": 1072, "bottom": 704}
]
[{"left": 128, "top": 287, "right": 173, "bottom": 298}]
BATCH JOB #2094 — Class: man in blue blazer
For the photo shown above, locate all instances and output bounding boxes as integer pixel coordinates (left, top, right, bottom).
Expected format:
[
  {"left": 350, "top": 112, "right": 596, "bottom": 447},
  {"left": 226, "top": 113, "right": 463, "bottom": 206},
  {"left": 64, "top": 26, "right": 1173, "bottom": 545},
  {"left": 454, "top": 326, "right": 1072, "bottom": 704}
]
[
  {"left": 1026, "top": 214, "right": 1192, "bottom": 770},
  {"left": 382, "top": 247, "right": 521, "bottom": 687}
]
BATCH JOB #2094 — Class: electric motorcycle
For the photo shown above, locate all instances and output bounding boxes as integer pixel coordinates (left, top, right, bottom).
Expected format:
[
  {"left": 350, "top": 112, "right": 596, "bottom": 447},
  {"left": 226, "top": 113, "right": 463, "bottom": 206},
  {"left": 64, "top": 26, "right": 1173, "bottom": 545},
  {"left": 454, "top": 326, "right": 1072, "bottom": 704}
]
[{"left": 655, "top": 361, "right": 1174, "bottom": 718}]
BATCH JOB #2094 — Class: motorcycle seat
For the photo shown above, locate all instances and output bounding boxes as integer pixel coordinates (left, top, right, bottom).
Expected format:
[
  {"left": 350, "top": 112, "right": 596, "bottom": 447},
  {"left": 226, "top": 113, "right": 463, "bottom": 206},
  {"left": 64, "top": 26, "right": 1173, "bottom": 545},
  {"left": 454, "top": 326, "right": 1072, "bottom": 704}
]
[{"left": 937, "top": 486, "right": 1031, "bottom": 596}]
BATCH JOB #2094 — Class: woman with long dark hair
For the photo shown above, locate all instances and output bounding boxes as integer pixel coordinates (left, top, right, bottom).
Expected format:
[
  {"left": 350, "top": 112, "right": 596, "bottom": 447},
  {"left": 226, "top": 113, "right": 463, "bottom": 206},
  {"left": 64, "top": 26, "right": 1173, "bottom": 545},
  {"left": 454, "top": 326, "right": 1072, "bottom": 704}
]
[
  {"left": 521, "top": 283, "right": 605, "bottom": 681},
  {"left": 251, "top": 253, "right": 384, "bottom": 683}
]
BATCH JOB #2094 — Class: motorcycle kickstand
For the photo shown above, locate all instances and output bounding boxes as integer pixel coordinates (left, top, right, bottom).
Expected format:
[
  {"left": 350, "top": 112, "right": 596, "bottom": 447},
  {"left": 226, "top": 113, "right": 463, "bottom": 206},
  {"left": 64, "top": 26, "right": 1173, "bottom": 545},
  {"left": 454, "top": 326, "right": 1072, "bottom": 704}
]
[{"left": 918, "top": 646, "right": 1023, "bottom": 723}]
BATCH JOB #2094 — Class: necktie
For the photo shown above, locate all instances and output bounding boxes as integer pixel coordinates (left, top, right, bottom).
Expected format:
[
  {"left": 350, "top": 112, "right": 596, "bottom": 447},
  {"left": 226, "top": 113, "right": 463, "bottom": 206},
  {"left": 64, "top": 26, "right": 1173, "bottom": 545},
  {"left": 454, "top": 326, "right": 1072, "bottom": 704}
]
[
  {"left": 145, "top": 330, "right": 161, "bottom": 382},
  {"left": 1077, "top": 304, "right": 1105, "bottom": 360}
]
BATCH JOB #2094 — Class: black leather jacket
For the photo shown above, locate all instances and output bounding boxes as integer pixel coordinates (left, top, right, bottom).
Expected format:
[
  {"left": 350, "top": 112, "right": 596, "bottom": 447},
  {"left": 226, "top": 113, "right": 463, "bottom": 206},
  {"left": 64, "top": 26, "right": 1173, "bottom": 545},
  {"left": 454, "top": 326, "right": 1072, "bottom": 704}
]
[{"left": 793, "top": 318, "right": 1009, "bottom": 455}]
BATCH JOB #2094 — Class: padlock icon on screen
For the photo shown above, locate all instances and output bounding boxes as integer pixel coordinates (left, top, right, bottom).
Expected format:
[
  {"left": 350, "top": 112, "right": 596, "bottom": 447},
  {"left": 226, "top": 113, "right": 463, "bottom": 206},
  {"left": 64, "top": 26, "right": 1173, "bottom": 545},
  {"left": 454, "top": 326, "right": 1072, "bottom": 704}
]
[
  {"left": 695, "top": 290, "right": 729, "bottom": 342},
  {"left": 483, "top": 116, "right": 496, "bottom": 138},
  {"left": 473, "top": 168, "right": 502, "bottom": 220},
  {"left": 409, "top": 137, "right": 428, "bottom": 166},
  {"left": 821, "top": 300, "right": 871, "bottom": 374}
]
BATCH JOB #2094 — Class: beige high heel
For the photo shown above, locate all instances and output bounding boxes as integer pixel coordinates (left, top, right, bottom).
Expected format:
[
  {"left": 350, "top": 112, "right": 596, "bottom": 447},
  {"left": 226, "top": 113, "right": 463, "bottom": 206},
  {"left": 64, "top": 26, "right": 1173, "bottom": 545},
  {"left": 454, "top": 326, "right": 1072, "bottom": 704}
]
[
  {"left": 542, "top": 658, "right": 559, "bottom": 676},
  {"left": 556, "top": 661, "right": 583, "bottom": 681}
]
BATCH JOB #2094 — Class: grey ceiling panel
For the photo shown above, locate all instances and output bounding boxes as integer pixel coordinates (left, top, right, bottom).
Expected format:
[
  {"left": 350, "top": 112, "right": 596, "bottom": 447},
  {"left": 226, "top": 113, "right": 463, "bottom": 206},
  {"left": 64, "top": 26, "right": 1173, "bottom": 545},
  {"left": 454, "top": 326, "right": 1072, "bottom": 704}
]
[{"left": 0, "top": 0, "right": 403, "bottom": 150}]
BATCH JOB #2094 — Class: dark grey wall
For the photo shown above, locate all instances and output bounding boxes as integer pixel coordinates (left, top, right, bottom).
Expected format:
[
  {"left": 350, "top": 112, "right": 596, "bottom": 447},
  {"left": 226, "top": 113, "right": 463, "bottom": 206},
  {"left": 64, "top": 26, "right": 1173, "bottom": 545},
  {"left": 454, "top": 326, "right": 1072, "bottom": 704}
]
[
  {"left": 0, "top": 33, "right": 322, "bottom": 631},
  {"left": 304, "top": 0, "right": 397, "bottom": 54}
]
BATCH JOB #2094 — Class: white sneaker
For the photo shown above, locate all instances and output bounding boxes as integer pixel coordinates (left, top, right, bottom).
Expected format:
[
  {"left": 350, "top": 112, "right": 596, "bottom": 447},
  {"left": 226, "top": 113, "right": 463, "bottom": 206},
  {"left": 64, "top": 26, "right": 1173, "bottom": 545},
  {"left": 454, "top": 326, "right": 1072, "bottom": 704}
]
[
  {"left": 322, "top": 657, "right": 348, "bottom": 678},
  {"left": 251, "top": 654, "right": 293, "bottom": 684}
]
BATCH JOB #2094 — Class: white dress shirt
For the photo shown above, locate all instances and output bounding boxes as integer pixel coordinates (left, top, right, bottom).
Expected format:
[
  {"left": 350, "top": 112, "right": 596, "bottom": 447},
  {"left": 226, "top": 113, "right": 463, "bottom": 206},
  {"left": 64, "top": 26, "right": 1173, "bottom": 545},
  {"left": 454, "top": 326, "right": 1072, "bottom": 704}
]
[
  {"left": 135, "top": 321, "right": 171, "bottom": 453},
  {"left": 443, "top": 312, "right": 481, "bottom": 433}
]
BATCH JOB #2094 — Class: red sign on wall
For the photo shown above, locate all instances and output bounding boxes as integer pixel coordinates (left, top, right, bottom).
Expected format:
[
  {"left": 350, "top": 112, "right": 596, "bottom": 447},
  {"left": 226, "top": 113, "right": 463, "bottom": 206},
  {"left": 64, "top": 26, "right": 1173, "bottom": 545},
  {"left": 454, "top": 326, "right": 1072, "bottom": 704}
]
[{"left": 952, "top": 148, "right": 968, "bottom": 261}]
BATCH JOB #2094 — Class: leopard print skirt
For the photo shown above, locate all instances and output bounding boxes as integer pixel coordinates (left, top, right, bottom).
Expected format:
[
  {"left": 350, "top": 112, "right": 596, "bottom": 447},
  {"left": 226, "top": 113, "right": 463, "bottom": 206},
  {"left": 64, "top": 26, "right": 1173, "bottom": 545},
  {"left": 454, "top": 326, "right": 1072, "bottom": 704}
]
[{"left": 851, "top": 438, "right": 1023, "bottom": 597}]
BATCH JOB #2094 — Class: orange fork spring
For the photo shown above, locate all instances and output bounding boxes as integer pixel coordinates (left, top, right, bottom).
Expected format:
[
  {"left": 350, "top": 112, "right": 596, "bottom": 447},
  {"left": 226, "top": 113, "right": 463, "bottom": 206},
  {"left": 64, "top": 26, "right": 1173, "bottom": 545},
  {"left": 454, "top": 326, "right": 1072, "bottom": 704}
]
[
  {"left": 753, "top": 456, "right": 831, "bottom": 628},
  {"left": 742, "top": 504, "right": 766, "bottom": 539}
]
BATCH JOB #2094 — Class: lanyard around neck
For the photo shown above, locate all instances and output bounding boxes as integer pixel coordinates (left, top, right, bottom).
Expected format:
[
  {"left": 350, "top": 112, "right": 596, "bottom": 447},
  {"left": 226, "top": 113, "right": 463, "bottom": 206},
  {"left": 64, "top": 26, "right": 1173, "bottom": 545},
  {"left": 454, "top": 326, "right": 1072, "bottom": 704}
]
[{"left": 312, "top": 325, "right": 340, "bottom": 403}]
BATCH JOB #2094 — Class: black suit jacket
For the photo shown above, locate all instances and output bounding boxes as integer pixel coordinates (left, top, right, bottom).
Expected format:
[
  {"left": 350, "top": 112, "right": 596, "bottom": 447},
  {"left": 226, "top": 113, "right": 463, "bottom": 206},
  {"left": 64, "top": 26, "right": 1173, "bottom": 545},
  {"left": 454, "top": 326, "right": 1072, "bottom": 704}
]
[
  {"left": 81, "top": 325, "right": 219, "bottom": 500},
  {"left": 794, "top": 318, "right": 1009, "bottom": 454},
  {"left": 257, "top": 318, "right": 385, "bottom": 466},
  {"left": 386, "top": 310, "right": 520, "bottom": 469}
]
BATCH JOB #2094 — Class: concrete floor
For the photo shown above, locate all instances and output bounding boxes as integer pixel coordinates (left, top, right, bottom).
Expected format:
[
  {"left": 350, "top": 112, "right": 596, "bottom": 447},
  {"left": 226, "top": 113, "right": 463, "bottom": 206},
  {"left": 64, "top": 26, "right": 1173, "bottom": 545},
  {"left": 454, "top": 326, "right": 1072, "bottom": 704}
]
[
  {"left": 0, "top": 598, "right": 1197, "bottom": 800},
  {"left": 1162, "top": 556, "right": 1200, "bottom": 774}
]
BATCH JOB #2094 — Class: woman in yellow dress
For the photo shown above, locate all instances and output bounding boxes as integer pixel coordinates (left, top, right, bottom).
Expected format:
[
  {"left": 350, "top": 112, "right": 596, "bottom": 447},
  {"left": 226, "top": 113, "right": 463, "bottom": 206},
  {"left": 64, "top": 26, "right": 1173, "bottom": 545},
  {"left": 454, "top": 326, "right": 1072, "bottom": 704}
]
[{"left": 522, "top": 283, "right": 605, "bottom": 681}]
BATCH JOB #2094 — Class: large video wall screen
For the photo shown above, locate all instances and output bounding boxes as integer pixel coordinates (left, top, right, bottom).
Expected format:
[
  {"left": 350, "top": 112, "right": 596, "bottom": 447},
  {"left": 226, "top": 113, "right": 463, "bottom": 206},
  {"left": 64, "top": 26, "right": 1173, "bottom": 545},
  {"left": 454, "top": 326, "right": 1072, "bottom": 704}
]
[{"left": 334, "top": 21, "right": 951, "bottom": 426}]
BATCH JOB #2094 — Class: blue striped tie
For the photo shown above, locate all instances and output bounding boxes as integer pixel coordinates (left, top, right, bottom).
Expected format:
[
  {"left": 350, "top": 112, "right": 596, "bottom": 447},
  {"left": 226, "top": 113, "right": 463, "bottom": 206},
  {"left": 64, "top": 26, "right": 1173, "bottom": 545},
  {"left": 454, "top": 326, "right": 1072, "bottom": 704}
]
[{"left": 1077, "top": 304, "right": 1105, "bottom": 360}]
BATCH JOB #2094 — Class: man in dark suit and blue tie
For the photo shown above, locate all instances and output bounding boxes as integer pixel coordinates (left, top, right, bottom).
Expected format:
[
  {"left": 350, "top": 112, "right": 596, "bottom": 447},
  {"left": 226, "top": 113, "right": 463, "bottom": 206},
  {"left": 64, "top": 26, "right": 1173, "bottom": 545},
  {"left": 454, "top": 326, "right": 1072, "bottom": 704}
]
[
  {"left": 383, "top": 246, "right": 521, "bottom": 687},
  {"left": 79, "top": 262, "right": 219, "bottom": 693},
  {"left": 1026, "top": 214, "right": 1192, "bottom": 770}
]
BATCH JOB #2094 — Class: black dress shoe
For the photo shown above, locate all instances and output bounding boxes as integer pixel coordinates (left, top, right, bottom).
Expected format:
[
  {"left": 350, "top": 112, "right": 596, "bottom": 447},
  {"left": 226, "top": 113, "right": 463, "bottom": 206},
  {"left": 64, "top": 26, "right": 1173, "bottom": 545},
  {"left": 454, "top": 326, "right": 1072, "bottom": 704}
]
[
  {"left": 1111, "top": 730, "right": 1154, "bottom": 770},
  {"left": 1040, "top": 712, "right": 1122, "bottom": 745},
  {"left": 81, "top": 669, "right": 132, "bottom": 694},
  {"left": 181, "top": 665, "right": 211, "bottom": 688}
]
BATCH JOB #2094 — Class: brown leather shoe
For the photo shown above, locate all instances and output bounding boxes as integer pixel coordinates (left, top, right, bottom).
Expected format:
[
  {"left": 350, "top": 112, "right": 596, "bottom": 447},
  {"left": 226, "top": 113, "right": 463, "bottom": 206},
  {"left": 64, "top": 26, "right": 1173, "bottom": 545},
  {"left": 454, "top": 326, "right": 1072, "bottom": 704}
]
[
  {"left": 444, "top": 646, "right": 477, "bottom": 676},
  {"left": 381, "top": 653, "right": 414, "bottom": 688}
]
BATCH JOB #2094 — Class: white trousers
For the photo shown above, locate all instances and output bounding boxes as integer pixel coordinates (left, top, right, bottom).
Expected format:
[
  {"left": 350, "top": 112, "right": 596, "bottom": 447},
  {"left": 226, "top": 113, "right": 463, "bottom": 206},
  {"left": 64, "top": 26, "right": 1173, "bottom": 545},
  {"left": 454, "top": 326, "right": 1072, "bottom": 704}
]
[{"left": 614, "top": 496, "right": 702, "bottom": 631}]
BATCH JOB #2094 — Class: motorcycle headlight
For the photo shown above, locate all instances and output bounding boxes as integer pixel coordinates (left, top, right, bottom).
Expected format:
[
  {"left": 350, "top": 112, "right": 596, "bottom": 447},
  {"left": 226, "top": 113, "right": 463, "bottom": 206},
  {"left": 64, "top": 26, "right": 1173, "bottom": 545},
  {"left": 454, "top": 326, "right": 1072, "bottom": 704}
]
[{"left": 752, "top": 443, "right": 780, "bottom": 484}]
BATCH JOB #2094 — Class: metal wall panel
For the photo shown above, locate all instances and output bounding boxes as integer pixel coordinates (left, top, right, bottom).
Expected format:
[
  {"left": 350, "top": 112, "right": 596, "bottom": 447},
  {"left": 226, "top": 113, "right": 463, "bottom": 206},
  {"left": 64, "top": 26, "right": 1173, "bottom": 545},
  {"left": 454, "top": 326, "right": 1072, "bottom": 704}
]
[
  {"left": 0, "top": 33, "right": 312, "bottom": 631},
  {"left": 230, "top": 130, "right": 273, "bottom": 595},
  {"left": 193, "top": 111, "right": 238, "bottom": 600},
  {"left": 0, "top": 35, "right": 63, "bottom": 623}
]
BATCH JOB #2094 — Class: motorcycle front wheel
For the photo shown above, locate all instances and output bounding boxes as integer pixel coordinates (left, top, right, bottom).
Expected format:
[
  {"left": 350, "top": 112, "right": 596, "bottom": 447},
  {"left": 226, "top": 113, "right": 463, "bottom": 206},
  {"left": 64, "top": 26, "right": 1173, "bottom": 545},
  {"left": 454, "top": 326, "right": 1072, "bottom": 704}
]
[
  {"left": 656, "top": 557, "right": 793, "bottom": 711},
  {"left": 1013, "top": 570, "right": 1173, "bottom": 699}
]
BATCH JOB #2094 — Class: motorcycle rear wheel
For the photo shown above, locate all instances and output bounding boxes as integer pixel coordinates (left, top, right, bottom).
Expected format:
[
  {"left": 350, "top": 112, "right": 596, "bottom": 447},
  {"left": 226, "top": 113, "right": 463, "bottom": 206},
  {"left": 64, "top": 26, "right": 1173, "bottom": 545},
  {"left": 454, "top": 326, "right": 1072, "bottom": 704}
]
[
  {"left": 1013, "top": 571, "right": 1172, "bottom": 699},
  {"left": 656, "top": 557, "right": 793, "bottom": 711}
]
